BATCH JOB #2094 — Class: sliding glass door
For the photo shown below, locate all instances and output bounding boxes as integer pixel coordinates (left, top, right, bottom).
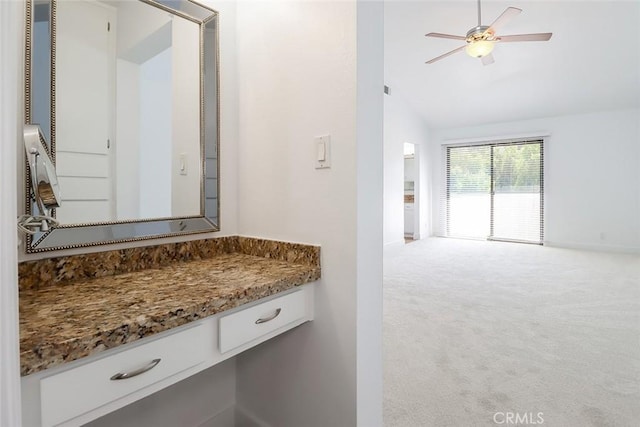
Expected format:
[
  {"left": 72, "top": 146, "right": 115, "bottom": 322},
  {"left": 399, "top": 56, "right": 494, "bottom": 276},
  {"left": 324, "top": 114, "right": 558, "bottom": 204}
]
[
  {"left": 446, "top": 145, "right": 491, "bottom": 238},
  {"left": 446, "top": 140, "right": 544, "bottom": 244}
]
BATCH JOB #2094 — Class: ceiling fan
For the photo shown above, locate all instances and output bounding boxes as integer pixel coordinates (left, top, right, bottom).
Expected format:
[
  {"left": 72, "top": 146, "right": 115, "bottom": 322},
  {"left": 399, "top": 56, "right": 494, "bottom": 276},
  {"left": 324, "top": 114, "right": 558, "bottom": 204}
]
[{"left": 425, "top": 0, "right": 552, "bottom": 66}]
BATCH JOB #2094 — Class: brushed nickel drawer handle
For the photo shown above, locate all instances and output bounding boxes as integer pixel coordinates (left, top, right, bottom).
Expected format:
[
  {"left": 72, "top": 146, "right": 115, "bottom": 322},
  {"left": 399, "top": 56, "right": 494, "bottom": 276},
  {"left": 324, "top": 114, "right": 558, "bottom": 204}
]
[
  {"left": 110, "top": 358, "right": 161, "bottom": 381},
  {"left": 255, "top": 308, "right": 282, "bottom": 324}
]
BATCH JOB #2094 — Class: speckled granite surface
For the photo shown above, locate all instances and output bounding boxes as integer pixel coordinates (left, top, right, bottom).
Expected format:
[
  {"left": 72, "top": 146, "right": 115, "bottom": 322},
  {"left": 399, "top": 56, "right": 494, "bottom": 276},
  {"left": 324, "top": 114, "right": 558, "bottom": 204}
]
[
  {"left": 19, "top": 236, "right": 320, "bottom": 291},
  {"left": 19, "top": 237, "right": 320, "bottom": 376}
]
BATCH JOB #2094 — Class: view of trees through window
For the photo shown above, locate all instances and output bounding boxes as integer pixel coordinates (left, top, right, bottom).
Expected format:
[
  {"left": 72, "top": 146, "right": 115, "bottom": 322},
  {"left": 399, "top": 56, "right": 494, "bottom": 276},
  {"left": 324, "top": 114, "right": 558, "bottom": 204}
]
[{"left": 446, "top": 140, "right": 543, "bottom": 243}]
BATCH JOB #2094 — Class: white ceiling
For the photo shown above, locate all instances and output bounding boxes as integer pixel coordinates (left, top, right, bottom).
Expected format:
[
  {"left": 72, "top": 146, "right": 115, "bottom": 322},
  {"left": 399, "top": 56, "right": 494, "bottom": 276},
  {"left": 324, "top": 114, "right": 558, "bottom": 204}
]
[{"left": 384, "top": 0, "right": 640, "bottom": 129}]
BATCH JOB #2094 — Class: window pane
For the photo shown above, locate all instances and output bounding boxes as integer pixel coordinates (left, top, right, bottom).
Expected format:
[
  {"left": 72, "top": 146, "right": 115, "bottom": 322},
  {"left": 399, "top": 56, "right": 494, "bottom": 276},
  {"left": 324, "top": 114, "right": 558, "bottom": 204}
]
[
  {"left": 491, "top": 143, "right": 542, "bottom": 243},
  {"left": 447, "top": 145, "right": 491, "bottom": 238}
]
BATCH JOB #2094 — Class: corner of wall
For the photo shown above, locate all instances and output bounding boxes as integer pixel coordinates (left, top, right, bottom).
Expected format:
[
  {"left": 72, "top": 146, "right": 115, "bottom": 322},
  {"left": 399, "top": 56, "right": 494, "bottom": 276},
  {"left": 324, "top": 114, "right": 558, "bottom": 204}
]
[{"left": 1, "top": 1, "right": 24, "bottom": 424}]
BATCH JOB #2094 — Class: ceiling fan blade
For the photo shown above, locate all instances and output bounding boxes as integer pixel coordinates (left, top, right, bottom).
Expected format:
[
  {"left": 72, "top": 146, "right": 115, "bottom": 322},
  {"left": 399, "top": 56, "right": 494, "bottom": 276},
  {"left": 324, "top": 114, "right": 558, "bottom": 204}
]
[
  {"left": 425, "top": 45, "right": 467, "bottom": 64},
  {"left": 425, "top": 32, "right": 466, "bottom": 41},
  {"left": 481, "top": 53, "right": 495, "bottom": 66},
  {"left": 497, "top": 33, "right": 553, "bottom": 42},
  {"left": 485, "top": 7, "right": 521, "bottom": 36}
]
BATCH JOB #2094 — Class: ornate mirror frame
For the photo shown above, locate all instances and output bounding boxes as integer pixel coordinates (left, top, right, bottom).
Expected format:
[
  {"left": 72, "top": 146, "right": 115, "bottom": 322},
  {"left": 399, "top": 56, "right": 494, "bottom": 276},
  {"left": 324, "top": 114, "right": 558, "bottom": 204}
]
[{"left": 24, "top": 0, "right": 220, "bottom": 253}]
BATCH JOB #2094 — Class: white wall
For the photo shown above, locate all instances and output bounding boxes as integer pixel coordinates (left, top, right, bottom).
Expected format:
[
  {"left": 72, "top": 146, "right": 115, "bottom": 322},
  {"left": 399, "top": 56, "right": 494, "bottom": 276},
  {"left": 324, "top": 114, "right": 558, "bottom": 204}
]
[
  {"left": 115, "top": 0, "right": 170, "bottom": 58},
  {"left": 430, "top": 108, "right": 640, "bottom": 252},
  {"left": 115, "top": 1, "right": 169, "bottom": 219},
  {"left": 355, "top": 3, "right": 384, "bottom": 423},
  {"left": 234, "top": 1, "right": 383, "bottom": 426},
  {"left": 139, "top": 47, "right": 172, "bottom": 218},
  {"left": 116, "top": 59, "right": 141, "bottom": 219},
  {"left": 383, "top": 89, "right": 430, "bottom": 245},
  {"left": 32, "top": 18, "right": 50, "bottom": 143},
  {"left": 170, "top": 17, "right": 200, "bottom": 217},
  {"left": 0, "top": 2, "right": 22, "bottom": 425}
]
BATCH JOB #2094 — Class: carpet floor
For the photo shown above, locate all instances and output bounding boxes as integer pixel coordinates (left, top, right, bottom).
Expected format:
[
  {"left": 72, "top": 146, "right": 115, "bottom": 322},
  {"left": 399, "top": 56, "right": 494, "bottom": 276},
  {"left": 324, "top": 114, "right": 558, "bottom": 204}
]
[{"left": 383, "top": 238, "right": 640, "bottom": 427}]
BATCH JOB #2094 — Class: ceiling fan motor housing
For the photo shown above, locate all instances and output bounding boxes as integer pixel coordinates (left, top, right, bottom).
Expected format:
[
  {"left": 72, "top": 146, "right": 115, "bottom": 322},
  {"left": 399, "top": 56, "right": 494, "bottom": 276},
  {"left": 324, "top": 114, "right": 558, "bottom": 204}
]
[{"left": 466, "top": 25, "right": 494, "bottom": 43}]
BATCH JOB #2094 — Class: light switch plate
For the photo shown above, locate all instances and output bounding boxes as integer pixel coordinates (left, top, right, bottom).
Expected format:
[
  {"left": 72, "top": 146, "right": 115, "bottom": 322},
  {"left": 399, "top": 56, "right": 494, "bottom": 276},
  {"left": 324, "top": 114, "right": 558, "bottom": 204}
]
[
  {"left": 179, "top": 153, "right": 187, "bottom": 175},
  {"left": 315, "top": 135, "right": 331, "bottom": 169}
]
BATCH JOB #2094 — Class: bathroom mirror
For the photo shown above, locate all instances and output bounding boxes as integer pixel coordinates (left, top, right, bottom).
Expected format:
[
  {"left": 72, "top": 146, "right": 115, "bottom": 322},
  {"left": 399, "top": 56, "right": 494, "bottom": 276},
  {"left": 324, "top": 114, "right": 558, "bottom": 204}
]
[{"left": 24, "top": 0, "right": 219, "bottom": 253}]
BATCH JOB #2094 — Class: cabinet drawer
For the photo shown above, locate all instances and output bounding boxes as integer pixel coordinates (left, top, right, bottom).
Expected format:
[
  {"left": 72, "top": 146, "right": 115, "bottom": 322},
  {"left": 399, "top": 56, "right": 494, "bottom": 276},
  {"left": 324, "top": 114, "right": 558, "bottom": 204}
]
[
  {"left": 40, "top": 325, "right": 206, "bottom": 427},
  {"left": 219, "top": 290, "right": 307, "bottom": 353}
]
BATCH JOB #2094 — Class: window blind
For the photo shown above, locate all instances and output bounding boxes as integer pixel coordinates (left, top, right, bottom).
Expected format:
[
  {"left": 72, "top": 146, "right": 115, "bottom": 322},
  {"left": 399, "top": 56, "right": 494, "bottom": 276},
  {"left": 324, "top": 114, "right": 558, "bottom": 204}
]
[{"left": 443, "top": 140, "right": 544, "bottom": 244}]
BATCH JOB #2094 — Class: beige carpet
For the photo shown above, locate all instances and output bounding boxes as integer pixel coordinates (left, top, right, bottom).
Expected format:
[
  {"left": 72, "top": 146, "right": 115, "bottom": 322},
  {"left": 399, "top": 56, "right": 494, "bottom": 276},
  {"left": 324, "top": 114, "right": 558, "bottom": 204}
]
[{"left": 383, "top": 238, "right": 640, "bottom": 427}]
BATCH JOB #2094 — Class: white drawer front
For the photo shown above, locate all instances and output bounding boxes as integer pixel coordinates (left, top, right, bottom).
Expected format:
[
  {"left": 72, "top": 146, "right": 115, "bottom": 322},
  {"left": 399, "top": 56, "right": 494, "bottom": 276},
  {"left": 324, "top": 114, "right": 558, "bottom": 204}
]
[
  {"left": 40, "top": 325, "right": 206, "bottom": 427},
  {"left": 219, "top": 290, "right": 307, "bottom": 353}
]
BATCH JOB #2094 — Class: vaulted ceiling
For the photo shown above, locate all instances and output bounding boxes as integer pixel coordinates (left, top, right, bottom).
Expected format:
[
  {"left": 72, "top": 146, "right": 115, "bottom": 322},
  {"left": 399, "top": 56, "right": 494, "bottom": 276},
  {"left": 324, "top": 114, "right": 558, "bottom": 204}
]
[{"left": 384, "top": 0, "right": 640, "bottom": 129}]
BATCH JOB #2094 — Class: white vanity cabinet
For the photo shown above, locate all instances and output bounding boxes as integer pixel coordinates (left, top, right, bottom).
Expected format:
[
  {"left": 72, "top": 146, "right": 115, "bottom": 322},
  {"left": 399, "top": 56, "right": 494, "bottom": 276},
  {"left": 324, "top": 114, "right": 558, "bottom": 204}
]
[
  {"left": 219, "top": 288, "right": 308, "bottom": 353},
  {"left": 21, "top": 285, "right": 314, "bottom": 427}
]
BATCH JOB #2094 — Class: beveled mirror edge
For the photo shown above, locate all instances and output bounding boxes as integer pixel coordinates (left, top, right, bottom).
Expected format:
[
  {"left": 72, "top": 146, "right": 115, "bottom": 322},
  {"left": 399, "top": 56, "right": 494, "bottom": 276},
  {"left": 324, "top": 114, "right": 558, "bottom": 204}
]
[
  {"left": 202, "top": 5, "right": 221, "bottom": 228},
  {"left": 29, "top": 216, "right": 217, "bottom": 253},
  {"left": 24, "top": 0, "right": 58, "bottom": 252},
  {"left": 23, "top": 0, "right": 221, "bottom": 254}
]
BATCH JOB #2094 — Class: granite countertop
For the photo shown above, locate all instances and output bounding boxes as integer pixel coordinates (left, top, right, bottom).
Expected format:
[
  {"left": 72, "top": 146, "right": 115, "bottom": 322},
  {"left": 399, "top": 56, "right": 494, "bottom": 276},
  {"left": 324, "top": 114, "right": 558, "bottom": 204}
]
[{"left": 19, "top": 237, "right": 320, "bottom": 376}]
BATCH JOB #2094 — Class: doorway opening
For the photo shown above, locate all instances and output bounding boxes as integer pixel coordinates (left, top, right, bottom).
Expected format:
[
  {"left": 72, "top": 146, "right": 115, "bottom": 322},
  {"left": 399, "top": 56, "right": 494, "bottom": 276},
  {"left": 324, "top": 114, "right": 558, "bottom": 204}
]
[{"left": 403, "top": 142, "right": 419, "bottom": 243}]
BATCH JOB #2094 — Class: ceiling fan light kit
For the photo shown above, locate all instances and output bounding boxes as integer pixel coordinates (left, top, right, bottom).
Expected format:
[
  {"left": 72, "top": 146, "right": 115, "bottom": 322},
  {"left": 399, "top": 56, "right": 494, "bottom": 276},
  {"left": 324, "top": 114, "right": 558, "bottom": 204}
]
[
  {"left": 425, "top": 0, "right": 552, "bottom": 65},
  {"left": 466, "top": 40, "right": 494, "bottom": 58}
]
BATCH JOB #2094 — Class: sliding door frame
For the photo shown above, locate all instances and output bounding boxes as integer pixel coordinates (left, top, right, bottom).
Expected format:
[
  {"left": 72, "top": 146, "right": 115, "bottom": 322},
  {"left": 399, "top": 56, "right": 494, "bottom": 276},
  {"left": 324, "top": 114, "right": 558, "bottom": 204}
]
[{"left": 445, "top": 138, "right": 545, "bottom": 244}]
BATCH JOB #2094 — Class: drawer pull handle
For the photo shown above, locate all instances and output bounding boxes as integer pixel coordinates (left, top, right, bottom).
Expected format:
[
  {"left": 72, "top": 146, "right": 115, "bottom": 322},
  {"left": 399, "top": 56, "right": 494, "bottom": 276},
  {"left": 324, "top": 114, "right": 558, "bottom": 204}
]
[
  {"left": 255, "top": 308, "right": 282, "bottom": 324},
  {"left": 110, "top": 358, "right": 161, "bottom": 381}
]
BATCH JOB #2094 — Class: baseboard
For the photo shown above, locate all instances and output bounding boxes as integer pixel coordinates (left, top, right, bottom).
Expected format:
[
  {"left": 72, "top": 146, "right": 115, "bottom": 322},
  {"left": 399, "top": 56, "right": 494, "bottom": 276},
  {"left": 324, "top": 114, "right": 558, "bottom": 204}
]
[
  {"left": 419, "top": 231, "right": 433, "bottom": 240},
  {"left": 234, "top": 405, "right": 272, "bottom": 427},
  {"left": 196, "top": 404, "right": 236, "bottom": 427},
  {"left": 545, "top": 240, "right": 640, "bottom": 254},
  {"left": 384, "top": 239, "right": 405, "bottom": 248}
]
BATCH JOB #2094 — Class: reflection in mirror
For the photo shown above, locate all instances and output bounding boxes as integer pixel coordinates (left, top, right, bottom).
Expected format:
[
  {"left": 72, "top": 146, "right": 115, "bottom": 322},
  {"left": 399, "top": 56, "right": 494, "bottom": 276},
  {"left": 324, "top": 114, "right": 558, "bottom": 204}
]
[
  {"left": 18, "top": 125, "right": 61, "bottom": 235},
  {"left": 25, "top": 0, "right": 219, "bottom": 252},
  {"left": 55, "top": 0, "right": 200, "bottom": 223},
  {"left": 32, "top": 1, "right": 52, "bottom": 147},
  {"left": 24, "top": 125, "right": 61, "bottom": 212}
]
